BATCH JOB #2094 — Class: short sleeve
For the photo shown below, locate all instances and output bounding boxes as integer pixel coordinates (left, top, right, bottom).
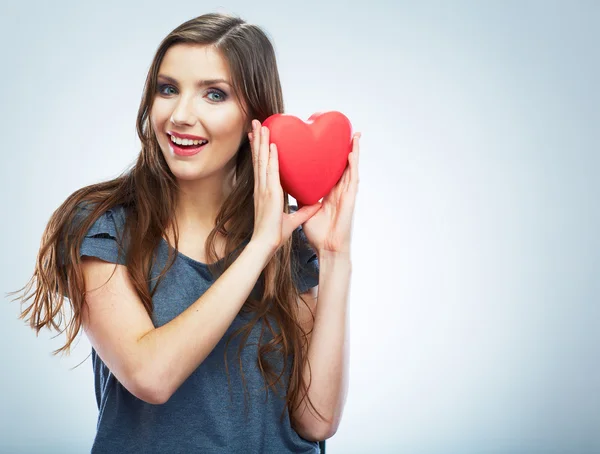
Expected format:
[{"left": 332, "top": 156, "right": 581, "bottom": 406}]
[
  {"left": 290, "top": 206, "right": 319, "bottom": 294},
  {"left": 78, "top": 205, "right": 127, "bottom": 265}
]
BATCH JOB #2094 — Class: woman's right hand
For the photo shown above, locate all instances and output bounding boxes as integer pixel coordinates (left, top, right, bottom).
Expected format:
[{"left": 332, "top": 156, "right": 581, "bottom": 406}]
[{"left": 248, "top": 119, "right": 321, "bottom": 254}]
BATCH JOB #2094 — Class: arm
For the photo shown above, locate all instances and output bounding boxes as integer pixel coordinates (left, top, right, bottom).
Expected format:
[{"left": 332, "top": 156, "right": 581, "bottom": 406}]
[
  {"left": 81, "top": 240, "right": 274, "bottom": 405},
  {"left": 291, "top": 250, "right": 352, "bottom": 441}
]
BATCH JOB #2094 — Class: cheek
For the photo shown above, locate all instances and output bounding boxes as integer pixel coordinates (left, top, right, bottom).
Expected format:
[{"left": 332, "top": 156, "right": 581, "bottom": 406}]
[
  {"left": 149, "top": 115, "right": 158, "bottom": 136},
  {"left": 150, "top": 100, "right": 171, "bottom": 127},
  {"left": 208, "top": 107, "right": 245, "bottom": 139}
]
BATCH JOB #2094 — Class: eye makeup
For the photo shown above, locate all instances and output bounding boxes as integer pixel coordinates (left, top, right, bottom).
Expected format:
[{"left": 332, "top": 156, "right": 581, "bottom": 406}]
[{"left": 156, "top": 84, "right": 228, "bottom": 102}]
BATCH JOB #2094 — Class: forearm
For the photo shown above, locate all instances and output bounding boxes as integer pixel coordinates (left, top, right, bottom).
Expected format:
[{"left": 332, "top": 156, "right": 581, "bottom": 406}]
[
  {"left": 296, "top": 251, "right": 352, "bottom": 439},
  {"left": 136, "top": 240, "right": 273, "bottom": 403}
]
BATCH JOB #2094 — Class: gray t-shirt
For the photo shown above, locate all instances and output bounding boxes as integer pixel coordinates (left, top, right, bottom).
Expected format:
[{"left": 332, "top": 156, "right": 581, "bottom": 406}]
[{"left": 76, "top": 204, "right": 320, "bottom": 453}]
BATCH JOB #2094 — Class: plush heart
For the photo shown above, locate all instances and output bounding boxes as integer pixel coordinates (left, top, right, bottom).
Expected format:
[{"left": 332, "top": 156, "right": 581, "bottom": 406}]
[{"left": 262, "top": 111, "right": 353, "bottom": 206}]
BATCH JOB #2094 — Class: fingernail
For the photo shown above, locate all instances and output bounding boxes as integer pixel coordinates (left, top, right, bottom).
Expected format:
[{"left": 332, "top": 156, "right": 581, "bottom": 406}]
[{"left": 262, "top": 126, "right": 267, "bottom": 134}]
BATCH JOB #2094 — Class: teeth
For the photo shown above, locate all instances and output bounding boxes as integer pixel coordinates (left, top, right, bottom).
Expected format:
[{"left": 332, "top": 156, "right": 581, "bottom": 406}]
[{"left": 169, "top": 134, "right": 207, "bottom": 146}]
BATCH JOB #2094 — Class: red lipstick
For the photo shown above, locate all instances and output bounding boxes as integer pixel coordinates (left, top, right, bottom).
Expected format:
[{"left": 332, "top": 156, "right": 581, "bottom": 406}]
[
  {"left": 167, "top": 131, "right": 208, "bottom": 157},
  {"left": 167, "top": 131, "right": 208, "bottom": 141}
]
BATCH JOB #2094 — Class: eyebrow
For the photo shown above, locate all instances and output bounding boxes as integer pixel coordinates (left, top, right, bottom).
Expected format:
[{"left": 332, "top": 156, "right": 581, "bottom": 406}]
[{"left": 157, "top": 74, "right": 231, "bottom": 87}]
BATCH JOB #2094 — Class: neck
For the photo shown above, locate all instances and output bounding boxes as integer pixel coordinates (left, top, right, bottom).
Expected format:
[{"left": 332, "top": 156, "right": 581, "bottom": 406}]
[{"left": 173, "top": 166, "right": 236, "bottom": 233}]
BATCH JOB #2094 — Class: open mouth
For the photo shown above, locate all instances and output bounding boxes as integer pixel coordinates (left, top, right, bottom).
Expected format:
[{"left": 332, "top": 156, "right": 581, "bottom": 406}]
[
  {"left": 168, "top": 134, "right": 209, "bottom": 156},
  {"left": 169, "top": 134, "right": 207, "bottom": 147}
]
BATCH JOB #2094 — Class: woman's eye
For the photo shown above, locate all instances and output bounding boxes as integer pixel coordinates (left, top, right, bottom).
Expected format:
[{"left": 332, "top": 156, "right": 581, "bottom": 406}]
[
  {"left": 156, "top": 84, "right": 226, "bottom": 102},
  {"left": 207, "top": 88, "right": 227, "bottom": 102},
  {"left": 157, "top": 84, "right": 176, "bottom": 96}
]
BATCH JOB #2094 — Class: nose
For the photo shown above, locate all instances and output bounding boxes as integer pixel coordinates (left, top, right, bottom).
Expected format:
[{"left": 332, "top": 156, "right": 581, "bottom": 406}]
[{"left": 170, "top": 95, "right": 197, "bottom": 127}]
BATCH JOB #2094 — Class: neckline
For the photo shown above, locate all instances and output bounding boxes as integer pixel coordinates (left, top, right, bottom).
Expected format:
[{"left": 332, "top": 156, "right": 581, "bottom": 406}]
[{"left": 159, "top": 236, "right": 249, "bottom": 268}]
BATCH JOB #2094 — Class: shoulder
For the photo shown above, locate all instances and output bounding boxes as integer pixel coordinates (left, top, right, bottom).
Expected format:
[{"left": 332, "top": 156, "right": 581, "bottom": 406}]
[
  {"left": 75, "top": 202, "right": 131, "bottom": 265},
  {"left": 74, "top": 202, "right": 129, "bottom": 237}
]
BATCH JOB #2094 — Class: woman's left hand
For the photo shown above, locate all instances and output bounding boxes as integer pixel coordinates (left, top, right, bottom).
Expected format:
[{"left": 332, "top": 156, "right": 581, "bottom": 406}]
[{"left": 299, "top": 132, "right": 361, "bottom": 256}]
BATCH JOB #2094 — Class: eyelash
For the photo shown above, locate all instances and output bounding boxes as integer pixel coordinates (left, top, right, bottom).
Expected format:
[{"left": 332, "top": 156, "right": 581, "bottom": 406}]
[{"left": 156, "top": 84, "right": 228, "bottom": 102}]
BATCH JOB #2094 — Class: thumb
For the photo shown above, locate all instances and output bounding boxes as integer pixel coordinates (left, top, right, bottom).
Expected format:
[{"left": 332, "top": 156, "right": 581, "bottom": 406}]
[
  {"left": 294, "top": 202, "right": 321, "bottom": 226},
  {"left": 283, "top": 203, "right": 321, "bottom": 240}
]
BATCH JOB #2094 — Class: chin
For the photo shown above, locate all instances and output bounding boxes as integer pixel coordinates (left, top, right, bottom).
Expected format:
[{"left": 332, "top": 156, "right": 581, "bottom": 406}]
[{"left": 168, "top": 163, "right": 210, "bottom": 181}]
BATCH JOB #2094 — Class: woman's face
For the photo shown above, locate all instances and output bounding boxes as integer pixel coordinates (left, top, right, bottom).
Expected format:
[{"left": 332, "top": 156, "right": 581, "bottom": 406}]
[{"left": 150, "top": 43, "right": 248, "bottom": 181}]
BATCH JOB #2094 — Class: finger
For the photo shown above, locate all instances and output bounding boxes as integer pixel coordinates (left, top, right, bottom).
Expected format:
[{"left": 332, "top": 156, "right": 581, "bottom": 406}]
[
  {"left": 298, "top": 203, "right": 321, "bottom": 224},
  {"left": 251, "top": 120, "right": 261, "bottom": 187},
  {"left": 253, "top": 121, "right": 264, "bottom": 189},
  {"left": 326, "top": 169, "right": 343, "bottom": 201},
  {"left": 267, "top": 143, "right": 280, "bottom": 188},
  {"left": 341, "top": 165, "right": 351, "bottom": 193},
  {"left": 339, "top": 134, "right": 359, "bottom": 193},
  {"left": 349, "top": 134, "right": 360, "bottom": 191},
  {"left": 289, "top": 203, "right": 321, "bottom": 233},
  {"left": 258, "top": 125, "right": 270, "bottom": 189},
  {"left": 248, "top": 131, "right": 255, "bottom": 165},
  {"left": 251, "top": 119, "right": 260, "bottom": 160}
]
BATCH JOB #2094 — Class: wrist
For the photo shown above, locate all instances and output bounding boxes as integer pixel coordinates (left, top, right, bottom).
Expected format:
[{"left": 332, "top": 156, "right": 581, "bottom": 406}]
[
  {"left": 316, "top": 248, "right": 351, "bottom": 262},
  {"left": 247, "top": 238, "right": 277, "bottom": 263},
  {"left": 317, "top": 249, "right": 352, "bottom": 278}
]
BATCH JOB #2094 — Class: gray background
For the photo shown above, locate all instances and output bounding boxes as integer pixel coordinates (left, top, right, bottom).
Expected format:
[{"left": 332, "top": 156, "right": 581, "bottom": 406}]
[{"left": 1, "top": 1, "right": 598, "bottom": 453}]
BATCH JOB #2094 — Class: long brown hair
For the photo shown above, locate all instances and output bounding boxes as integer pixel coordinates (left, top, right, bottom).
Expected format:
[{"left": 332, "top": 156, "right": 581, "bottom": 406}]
[{"left": 7, "top": 12, "right": 325, "bottom": 426}]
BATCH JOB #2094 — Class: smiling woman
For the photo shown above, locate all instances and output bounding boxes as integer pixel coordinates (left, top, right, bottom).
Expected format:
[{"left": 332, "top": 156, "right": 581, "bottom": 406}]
[
  {"left": 7, "top": 11, "right": 352, "bottom": 454},
  {"left": 151, "top": 45, "right": 246, "bottom": 169}
]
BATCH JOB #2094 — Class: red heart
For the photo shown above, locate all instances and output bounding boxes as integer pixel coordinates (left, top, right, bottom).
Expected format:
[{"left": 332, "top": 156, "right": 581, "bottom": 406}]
[{"left": 262, "top": 111, "right": 353, "bottom": 206}]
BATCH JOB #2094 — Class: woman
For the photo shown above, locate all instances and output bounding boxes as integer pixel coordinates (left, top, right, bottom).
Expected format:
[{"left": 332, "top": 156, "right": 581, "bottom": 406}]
[{"left": 11, "top": 12, "right": 359, "bottom": 453}]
